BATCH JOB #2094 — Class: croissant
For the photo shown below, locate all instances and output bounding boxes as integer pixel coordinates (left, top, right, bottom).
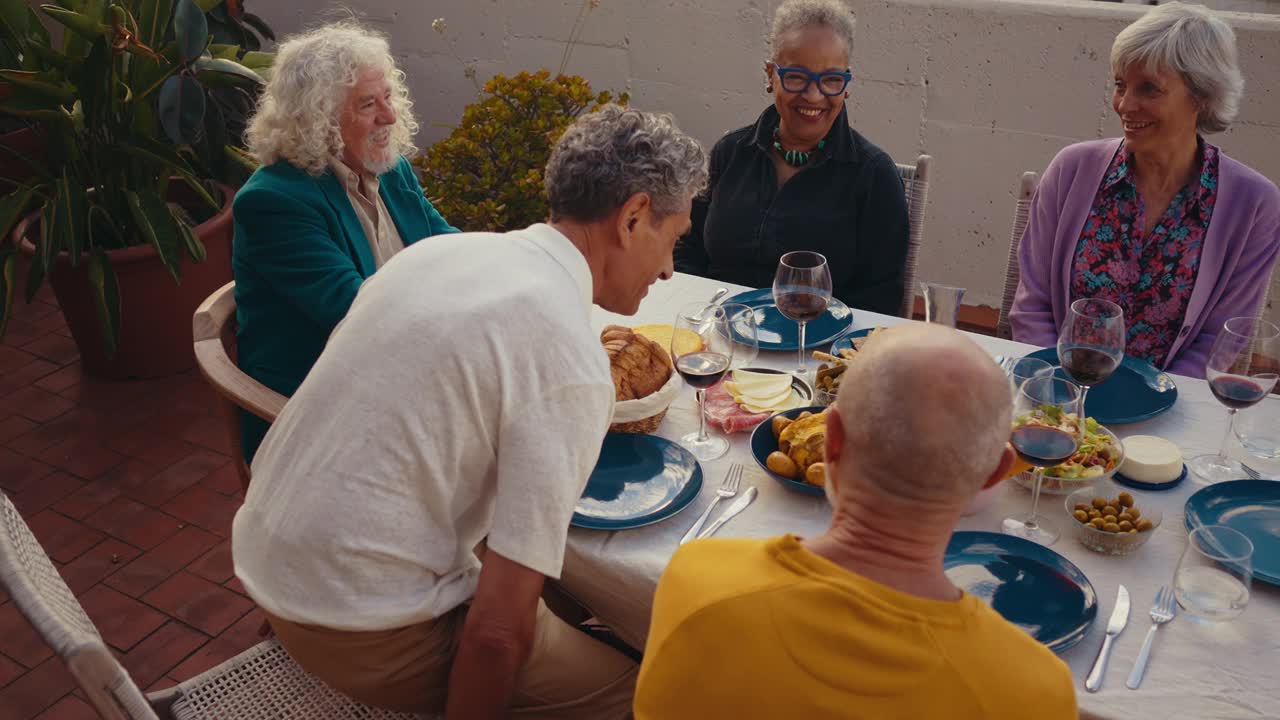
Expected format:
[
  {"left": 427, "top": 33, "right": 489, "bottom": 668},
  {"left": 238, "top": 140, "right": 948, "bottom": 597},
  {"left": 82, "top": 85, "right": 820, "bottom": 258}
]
[{"left": 601, "top": 325, "right": 673, "bottom": 401}]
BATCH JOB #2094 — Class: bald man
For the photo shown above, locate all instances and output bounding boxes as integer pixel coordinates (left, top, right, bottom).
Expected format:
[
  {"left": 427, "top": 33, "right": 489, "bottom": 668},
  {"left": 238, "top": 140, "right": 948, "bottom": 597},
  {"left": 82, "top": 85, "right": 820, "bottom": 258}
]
[{"left": 634, "top": 325, "right": 1077, "bottom": 720}]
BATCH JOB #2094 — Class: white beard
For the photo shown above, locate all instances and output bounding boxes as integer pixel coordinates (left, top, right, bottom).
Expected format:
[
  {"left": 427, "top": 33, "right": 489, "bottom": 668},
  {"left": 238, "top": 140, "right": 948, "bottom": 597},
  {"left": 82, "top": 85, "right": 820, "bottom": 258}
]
[{"left": 362, "top": 128, "right": 398, "bottom": 175}]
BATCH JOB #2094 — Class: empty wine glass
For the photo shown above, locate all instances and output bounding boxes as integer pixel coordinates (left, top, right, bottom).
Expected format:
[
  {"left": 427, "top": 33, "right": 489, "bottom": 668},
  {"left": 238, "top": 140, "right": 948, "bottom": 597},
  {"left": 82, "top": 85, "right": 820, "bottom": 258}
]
[
  {"left": 1175, "top": 524, "right": 1253, "bottom": 622},
  {"left": 672, "top": 302, "right": 735, "bottom": 461},
  {"left": 1234, "top": 398, "right": 1280, "bottom": 468},
  {"left": 1189, "top": 317, "right": 1280, "bottom": 485},
  {"left": 1057, "top": 298, "right": 1125, "bottom": 439},
  {"left": 1002, "top": 375, "right": 1081, "bottom": 546},
  {"left": 773, "top": 251, "right": 832, "bottom": 377},
  {"left": 1007, "top": 357, "right": 1055, "bottom": 399},
  {"left": 721, "top": 302, "right": 759, "bottom": 369}
]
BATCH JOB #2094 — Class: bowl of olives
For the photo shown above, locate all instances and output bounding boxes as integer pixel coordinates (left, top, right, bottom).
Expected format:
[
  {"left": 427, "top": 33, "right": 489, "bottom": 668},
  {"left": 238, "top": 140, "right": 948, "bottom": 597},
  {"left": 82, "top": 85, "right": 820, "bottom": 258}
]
[{"left": 1063, "top": 486, "right": 1163, "bottom": 556}]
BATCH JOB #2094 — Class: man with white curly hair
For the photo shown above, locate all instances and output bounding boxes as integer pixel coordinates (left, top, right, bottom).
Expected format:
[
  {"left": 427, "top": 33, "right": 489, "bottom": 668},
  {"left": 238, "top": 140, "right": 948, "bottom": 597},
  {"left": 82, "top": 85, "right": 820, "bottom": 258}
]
[
  {"left": 232, "top": 21, "right": 457, "bottom": 462},
  {"left": 234, "top": 104, "right": 708, "bottom": 718}
]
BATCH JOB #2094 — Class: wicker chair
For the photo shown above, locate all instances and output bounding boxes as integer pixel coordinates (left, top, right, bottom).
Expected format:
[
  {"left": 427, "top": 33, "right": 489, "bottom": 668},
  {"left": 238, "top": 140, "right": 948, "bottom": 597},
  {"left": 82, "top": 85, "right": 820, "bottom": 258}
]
[
  {"left": 896, "top": 154, "right": 933, "bottom": 319},
  {"left": 0, "top": 491, "right": 425, "bottom": 719},
  {"left": 995, "top": 171, "right": 1040, "bottom": 340},
  {"left": 192, "top": 282, "right": 286, "bottom": 492}
]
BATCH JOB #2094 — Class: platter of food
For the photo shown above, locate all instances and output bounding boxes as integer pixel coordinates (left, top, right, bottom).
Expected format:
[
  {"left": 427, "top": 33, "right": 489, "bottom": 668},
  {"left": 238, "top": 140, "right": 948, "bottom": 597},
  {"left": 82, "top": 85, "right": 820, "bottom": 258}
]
[
  {"left": 704, "top": 367, "right": 813, "bottom": 434},
  {"left": 749, "top": 406, "right": 829, "bottom": 497},
  {"left": 1011, "top": 410, "right": 1125, "bottom": 495}
]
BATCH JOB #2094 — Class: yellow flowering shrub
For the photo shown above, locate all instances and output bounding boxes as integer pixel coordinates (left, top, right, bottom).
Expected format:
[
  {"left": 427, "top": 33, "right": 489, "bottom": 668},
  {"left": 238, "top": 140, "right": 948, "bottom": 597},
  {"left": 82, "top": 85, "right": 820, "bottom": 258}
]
[{"left": 415, "top": 70, "right": 628, "bottom": 232}]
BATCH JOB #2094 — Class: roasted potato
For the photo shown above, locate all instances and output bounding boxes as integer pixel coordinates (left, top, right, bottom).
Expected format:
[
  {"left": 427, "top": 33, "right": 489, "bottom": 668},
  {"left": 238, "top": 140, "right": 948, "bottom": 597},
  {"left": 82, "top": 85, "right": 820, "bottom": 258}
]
[
  {"left": 767, "top": 451, "right": 799, "bottom": 479},
  {"left": 804, "top": 462, "right": 826, "bottom": 487},
  {"left": 772, "top": 415, "right": 793, "bottom": 440}
]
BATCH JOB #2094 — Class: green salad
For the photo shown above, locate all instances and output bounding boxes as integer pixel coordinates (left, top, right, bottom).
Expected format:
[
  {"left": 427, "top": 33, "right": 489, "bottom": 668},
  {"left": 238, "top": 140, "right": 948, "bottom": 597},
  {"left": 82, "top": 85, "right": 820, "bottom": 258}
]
[{"left": 1015, "top": 406, "right": 1120, "bottom": 479}]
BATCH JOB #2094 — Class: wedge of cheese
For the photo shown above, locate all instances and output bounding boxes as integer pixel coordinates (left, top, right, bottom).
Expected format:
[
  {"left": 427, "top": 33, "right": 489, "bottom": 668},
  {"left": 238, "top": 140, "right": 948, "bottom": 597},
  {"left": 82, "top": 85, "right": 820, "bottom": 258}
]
[
  {"left": 634, "top": 324, "right": 703, "bottom": 358},
  {"left": 725, "top": 369, "right": 805, "bottom": 413},
  {"left": 1119, "top": 435, "right": 1183, "bottom": 484}
]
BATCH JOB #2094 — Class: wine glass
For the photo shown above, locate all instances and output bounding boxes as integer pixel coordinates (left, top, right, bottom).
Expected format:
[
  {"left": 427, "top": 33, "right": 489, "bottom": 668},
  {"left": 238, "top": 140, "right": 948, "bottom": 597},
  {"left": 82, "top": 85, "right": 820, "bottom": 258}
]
[
  {"left": 672, "top": 302, "right": 735, "bottom": 461},
  {"left": 1057, "top": 298, "right": 1125, "bottom": 438},
  {"left": 1175, "top": 524, "right": 1253, "bottom": 622},
  {"left": 721, "top": 302, "right": 759, "bottom": 369},
  {"left": 1007, "top": 357, "right": 1054, "bottom": 399},
  {"left": 1002, "top": 375, "right": 1081, "bottom": 546},
  {"left": 773, "top": 251, "right": 832, "bottom": 377},
  {"left": 1189, "top": 317, "right": 1280, "bottom": 485}
]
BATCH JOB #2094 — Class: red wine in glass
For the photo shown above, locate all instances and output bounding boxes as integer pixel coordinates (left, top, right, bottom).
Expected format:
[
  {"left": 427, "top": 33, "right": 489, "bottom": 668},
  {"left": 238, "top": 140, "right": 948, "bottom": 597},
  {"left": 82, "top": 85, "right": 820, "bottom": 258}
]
[
  {"left": 1011, "top": 425, "right": 1078, "bottom": 466},
  {"left": 1060, "top": 346, "right": 1121, "bottom": 386},
  {"left": 775, "top": 291, "right": 829, "bottom": 323},
  {"left": 675, "top": 351, "right": 731, "bottom": 389},
  {"left": 1209, "top": 375, "right": 1270, "bottom": 410}
]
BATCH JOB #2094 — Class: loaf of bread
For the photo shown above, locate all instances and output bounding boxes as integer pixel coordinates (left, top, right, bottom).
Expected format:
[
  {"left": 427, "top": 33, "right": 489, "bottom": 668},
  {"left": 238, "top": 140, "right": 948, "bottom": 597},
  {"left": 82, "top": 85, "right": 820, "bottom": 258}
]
[{"left": 601, "top": 325, "right": 673, "bottom": 401}]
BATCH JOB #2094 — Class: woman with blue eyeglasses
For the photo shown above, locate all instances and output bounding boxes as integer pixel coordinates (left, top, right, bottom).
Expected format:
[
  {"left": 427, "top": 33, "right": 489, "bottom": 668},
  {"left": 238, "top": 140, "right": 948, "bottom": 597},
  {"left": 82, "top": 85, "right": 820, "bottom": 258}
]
[{"left": 674, "top": 0, "right": 909, "bottom": 315}]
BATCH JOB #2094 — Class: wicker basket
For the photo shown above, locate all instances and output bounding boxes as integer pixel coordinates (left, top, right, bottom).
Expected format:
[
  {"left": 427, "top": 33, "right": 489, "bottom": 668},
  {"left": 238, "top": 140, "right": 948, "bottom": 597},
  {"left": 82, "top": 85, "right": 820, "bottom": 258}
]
[{"left": 609, "top": 371, "right": 681, "bottom": 434}]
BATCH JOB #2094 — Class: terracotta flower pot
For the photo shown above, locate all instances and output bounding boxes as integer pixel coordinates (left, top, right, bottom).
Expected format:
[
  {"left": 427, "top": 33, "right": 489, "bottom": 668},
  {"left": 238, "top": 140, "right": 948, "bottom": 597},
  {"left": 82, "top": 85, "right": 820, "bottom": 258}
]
[{"left": 16, "top": 183, "right": 235, "bottom": 380}]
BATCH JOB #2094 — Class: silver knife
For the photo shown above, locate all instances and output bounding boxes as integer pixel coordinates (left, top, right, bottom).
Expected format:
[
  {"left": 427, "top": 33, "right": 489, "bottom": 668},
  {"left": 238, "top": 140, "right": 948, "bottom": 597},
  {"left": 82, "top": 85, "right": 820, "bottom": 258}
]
[
  {"left": 1086, "top": 584, "right": 1130, "bottom": 692},
  {"left": 696, "top": 486, "right": 757, "bottom": 540}
]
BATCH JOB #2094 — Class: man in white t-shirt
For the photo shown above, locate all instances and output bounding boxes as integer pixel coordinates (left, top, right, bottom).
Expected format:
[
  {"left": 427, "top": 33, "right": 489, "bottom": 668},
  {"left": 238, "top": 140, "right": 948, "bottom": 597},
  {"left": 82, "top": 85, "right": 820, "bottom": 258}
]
[{"left": 231, "top": 105, "right": 707, "bottom": 718}]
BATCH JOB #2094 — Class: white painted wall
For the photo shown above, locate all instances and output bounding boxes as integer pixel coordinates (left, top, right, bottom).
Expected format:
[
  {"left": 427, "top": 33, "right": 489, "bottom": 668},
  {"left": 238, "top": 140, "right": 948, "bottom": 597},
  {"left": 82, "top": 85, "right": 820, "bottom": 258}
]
[{"left": 257, "top": 0, "right": 1280, "bottom": 321}]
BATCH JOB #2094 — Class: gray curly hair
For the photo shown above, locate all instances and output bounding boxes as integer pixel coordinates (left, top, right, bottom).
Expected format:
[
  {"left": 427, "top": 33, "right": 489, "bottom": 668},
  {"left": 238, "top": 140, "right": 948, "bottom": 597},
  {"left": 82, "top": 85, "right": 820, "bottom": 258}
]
[
  {"left": 1111, "top": 2, "right": 1244, "bottom": 134},
  {"left": 544, "top": 105, "right": 708, "bottom": 222},
  {"left": 245, "top": 21, "right": 418, "bottom": 175},
  {"left": 770, "top": 0, "right": 856, "bottom": 63}
]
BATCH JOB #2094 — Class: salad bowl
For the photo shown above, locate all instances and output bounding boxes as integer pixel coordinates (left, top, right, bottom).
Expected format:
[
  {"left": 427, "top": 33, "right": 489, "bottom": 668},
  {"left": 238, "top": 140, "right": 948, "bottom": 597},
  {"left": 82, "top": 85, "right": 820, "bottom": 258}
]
[{"left": 1013, "top": 414, "right": 1125, "bottom": 496}]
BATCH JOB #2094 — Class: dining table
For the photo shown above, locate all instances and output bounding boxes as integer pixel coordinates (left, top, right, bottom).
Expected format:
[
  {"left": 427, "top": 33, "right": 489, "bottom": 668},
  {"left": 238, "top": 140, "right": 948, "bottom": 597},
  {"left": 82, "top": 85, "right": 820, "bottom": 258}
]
[{"left": 560, "top": 271, "right": 1280, "bottom": 720}]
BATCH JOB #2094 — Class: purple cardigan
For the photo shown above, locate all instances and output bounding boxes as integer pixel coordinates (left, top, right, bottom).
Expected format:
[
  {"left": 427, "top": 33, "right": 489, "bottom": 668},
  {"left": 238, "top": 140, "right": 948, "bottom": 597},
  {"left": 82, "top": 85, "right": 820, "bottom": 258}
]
[{"left": 1010, "top": 138, "right": 1280, "bottom": 378}]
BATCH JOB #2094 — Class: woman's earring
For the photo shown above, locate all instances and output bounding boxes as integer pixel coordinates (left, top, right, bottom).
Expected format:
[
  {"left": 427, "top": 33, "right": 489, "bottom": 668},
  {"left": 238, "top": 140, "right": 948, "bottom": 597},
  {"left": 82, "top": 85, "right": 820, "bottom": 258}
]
[{"left": 766, "top": 84, "right": 774, "bottom": 93}]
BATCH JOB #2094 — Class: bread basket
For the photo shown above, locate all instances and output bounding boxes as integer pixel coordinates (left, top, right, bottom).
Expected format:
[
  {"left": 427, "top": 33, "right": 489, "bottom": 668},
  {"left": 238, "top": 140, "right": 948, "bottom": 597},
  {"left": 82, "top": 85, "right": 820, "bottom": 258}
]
[{"left": 609, "top": 370, "right": 681, "bottom": 434}]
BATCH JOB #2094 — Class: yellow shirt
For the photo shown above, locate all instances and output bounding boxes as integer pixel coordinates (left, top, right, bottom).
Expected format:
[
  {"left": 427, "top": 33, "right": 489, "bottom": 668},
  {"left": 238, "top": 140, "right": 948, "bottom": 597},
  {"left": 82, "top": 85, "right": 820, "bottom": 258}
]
[{"left": 635, "top": 535, "right": 1077, "bottom": 720}]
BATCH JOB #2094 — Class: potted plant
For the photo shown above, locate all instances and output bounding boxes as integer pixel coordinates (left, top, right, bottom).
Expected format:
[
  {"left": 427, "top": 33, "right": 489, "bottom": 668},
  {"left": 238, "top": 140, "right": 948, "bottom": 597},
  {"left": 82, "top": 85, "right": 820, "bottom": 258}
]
[
  {"left": 415, "top": 70, "right": 627, "bottom": 232},
  {"left": 0, "top": 0, "right": 270, "bottom": 379},
  {"left": 0, "top": 3, "right": 51, "bottom": 186}
]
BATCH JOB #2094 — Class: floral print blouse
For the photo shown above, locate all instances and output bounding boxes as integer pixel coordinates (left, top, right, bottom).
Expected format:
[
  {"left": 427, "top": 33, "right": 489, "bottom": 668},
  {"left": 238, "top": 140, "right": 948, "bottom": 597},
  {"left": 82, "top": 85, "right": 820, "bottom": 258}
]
[{"left": 1070, "top": 139, "right": 1219, "bottom": 367}]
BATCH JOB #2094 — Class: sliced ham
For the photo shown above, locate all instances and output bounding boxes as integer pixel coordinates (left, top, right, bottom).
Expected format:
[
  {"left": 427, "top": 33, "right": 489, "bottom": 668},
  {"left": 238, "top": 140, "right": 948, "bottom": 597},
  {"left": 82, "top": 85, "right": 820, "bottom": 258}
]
[{"left": 703, "top": 381, "right": 771, "bottom": 433}]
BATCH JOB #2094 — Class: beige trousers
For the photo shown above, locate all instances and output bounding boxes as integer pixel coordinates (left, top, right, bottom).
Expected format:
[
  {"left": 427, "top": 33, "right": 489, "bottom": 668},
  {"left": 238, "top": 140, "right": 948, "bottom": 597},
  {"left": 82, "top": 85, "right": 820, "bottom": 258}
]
[{"left": 264, "top": 599, "right": 637, "bottom": 718}]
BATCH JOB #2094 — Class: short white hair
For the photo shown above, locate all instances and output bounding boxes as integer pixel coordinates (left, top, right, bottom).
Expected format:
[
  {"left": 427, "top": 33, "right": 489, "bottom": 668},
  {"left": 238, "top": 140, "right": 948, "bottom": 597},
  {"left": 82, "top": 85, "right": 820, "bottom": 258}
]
[
  {"left": 1111, "top": 2, "right": 1244, "bottom": 134},
  {"left": 245, "top": 22, "right": 418, "bottom": 175},
  {"left": 769, "top": 0, "right": 856, "bottom": 64}
]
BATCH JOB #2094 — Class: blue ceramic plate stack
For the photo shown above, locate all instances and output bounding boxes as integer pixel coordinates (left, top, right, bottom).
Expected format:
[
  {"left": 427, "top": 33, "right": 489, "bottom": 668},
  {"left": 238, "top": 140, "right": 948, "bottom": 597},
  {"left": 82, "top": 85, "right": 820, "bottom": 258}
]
[
  {"left": 1023, "top": 348, "right": 1178, "bottom": 425},
  {"left": 722, "top": 288, "right": 853, "bottom": 351},
  {"left": 571, "top": 434, "right": 703, "bottom": 530},
  {"left": 1184, "top": 480, "right": 1280, "bottom": 586},
  {"left": 945, "top": 531, "right": 1099, "bottom": 652}
]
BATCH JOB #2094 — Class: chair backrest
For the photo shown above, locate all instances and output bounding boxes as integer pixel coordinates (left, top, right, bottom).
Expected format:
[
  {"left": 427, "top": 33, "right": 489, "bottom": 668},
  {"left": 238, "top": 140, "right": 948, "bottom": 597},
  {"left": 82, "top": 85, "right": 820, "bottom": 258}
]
[
  {"left": 192, "top": 282, "right": 287, "bottom": 491},
  {"left": 897, "top": 154, "right": 932, "bottom": 318},
  {"left": 0, "top": 493, "right": 159, "bottom": 719},
  {"left": 996, "top": 171, "right": 1040, "bottom": 340}
]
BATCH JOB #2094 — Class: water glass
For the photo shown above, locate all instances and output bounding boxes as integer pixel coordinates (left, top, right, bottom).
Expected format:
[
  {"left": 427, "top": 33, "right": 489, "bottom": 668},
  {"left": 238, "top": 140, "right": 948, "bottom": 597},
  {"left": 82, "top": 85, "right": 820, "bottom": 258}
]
[
  {"left": 922, "top": 282, "right": 965, "bottom": 327},
  {"left": 721, "top": 302, "right": 759, "bottom": 369},
  {"left": 1175, "top": 525, "right": 1253, "bottom": 622},
  {"left": 1234, "top": 397, "right": 1280, "bottom": 462},
  {"left": 1007, "top": 357, "right": 1054, "bottom": 400}
]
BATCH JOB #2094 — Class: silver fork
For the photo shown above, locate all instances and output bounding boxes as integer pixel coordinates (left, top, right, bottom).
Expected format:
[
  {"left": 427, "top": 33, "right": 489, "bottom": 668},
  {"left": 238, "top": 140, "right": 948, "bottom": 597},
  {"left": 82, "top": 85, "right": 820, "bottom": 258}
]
[
  {"left": 1241, "top": 463, "right": 1264, "bottom": 480},
  {"left": 1126, "top": 585, "right": 1177, "bottom": 689},
  {"left": 681, "top": 464, "right": 742, "bottom": 545}
]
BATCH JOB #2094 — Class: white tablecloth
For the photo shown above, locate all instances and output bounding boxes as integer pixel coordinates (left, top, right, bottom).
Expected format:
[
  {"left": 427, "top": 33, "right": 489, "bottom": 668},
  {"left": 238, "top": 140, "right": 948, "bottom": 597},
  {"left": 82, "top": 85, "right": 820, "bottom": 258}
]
[{"left": 561, "top": 272, "right": 1280, "bottom": 719}]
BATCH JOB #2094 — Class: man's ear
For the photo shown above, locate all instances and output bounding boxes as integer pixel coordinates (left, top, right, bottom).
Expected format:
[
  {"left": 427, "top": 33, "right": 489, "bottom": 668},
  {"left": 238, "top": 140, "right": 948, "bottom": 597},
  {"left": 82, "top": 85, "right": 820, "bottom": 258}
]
[
  {"left": 615, "top": 192, "right": 651, "bottom": 249},
  {"left": 981, "top": 443, "right": 1018, "bottom": 490},
  {"left": 824, "top": 405, "right": 845, "bottom": 467}
]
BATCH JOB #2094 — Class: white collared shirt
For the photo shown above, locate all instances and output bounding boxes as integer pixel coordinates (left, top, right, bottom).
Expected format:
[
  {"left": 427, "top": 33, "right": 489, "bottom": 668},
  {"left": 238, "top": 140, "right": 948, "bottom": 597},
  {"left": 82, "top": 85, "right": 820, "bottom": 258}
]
[{"left": 233, "top": 224, "right": 614, "bottom": 631}]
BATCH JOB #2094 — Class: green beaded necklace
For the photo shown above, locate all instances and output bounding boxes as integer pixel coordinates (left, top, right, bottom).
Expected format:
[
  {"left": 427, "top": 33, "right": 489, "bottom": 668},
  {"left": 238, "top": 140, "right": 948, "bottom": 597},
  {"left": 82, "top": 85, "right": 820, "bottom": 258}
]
[{"left": 773, "top": 127, "right": 824, "bottom": 167}]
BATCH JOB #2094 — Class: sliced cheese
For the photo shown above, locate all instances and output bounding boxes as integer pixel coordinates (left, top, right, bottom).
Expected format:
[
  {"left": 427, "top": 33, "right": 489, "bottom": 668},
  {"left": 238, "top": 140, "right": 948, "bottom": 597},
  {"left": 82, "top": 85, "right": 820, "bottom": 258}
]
[
  {"left": 740, "top": 389, "right": 805, "bottom": 414},
  {"left": 1119, "top": 435, "right": 1184, "bottom": 484}
]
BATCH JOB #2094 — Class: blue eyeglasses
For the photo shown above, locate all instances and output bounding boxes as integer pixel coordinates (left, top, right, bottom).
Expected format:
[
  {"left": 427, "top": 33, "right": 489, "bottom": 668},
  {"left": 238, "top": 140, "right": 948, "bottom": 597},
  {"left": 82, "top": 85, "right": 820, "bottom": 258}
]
[{"left": 773, "top": 66, "right": 852, "bottom": 96}]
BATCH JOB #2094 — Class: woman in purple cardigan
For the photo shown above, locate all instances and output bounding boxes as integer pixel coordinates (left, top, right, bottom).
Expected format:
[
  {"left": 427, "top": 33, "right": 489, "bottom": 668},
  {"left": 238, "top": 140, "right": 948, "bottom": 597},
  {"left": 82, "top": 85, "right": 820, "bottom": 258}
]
[{"left": 1011, "top": 3, "right": 1280, "bottom": 379}]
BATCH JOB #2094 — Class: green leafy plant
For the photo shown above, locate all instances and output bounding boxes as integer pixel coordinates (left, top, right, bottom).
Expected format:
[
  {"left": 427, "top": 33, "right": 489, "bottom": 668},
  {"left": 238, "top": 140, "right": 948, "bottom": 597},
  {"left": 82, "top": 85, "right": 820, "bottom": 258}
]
[
  {"left": 415, "top": 70, "right": 627, "bottom": 233},
  {"left": 0, "top": 0, "right": 269, "bottom": 354}
]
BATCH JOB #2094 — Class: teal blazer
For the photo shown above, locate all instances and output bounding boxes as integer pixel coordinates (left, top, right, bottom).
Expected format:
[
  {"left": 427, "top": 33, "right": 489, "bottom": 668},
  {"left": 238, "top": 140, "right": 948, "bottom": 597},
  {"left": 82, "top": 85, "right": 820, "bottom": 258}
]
[{"left": 231, "top": 155, "right": 457, "bottom": 460}]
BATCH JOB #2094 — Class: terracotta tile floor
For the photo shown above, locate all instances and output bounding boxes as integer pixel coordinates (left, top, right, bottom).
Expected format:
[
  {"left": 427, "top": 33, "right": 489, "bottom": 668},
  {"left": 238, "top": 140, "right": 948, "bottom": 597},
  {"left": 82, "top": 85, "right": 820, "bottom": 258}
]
[{"left": 0, "top": 277, "right": 258, "bottom": 719}]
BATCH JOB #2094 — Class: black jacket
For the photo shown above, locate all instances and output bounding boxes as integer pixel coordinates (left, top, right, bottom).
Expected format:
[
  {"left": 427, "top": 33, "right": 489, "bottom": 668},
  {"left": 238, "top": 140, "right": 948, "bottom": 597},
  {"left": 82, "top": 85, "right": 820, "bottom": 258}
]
[{"left": 674, "top": 105, "right": 910, "bottom": 314}]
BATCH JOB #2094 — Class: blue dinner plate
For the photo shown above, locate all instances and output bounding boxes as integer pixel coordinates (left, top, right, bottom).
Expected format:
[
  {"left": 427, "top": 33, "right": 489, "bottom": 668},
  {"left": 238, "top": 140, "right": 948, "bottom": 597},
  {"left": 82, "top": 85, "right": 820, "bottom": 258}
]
[
  {"left": 571, "top": 433, "right": 703, "bottom": 530},
  {"left": 945, "top": 531, "right": 1099, "bottom": 653},
  {"left": 1025, "top": 348, "right": 1177, "bottom": 425},
  {"left": 723, "top": 288, "right": 852, "bottom": 351},
  {"left": 829, "top": 327, "right": 877, "bottom": 355},
  {"left": 749, "top": 406, "right": 828, "bottom": 497},
  {"left": 1184, "top": 480, "right": 1280, "bottom": 586}
]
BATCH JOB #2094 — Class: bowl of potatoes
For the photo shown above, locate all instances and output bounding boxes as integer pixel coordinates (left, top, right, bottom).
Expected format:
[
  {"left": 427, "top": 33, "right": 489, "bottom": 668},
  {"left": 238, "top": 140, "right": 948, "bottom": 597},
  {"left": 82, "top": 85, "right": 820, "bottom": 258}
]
[
  {"left": 1063, "top": 485, "right": 1163, "bottom": 556},
  {"left": 750, "top": 406, "right": 829, "bottom": 497}
]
